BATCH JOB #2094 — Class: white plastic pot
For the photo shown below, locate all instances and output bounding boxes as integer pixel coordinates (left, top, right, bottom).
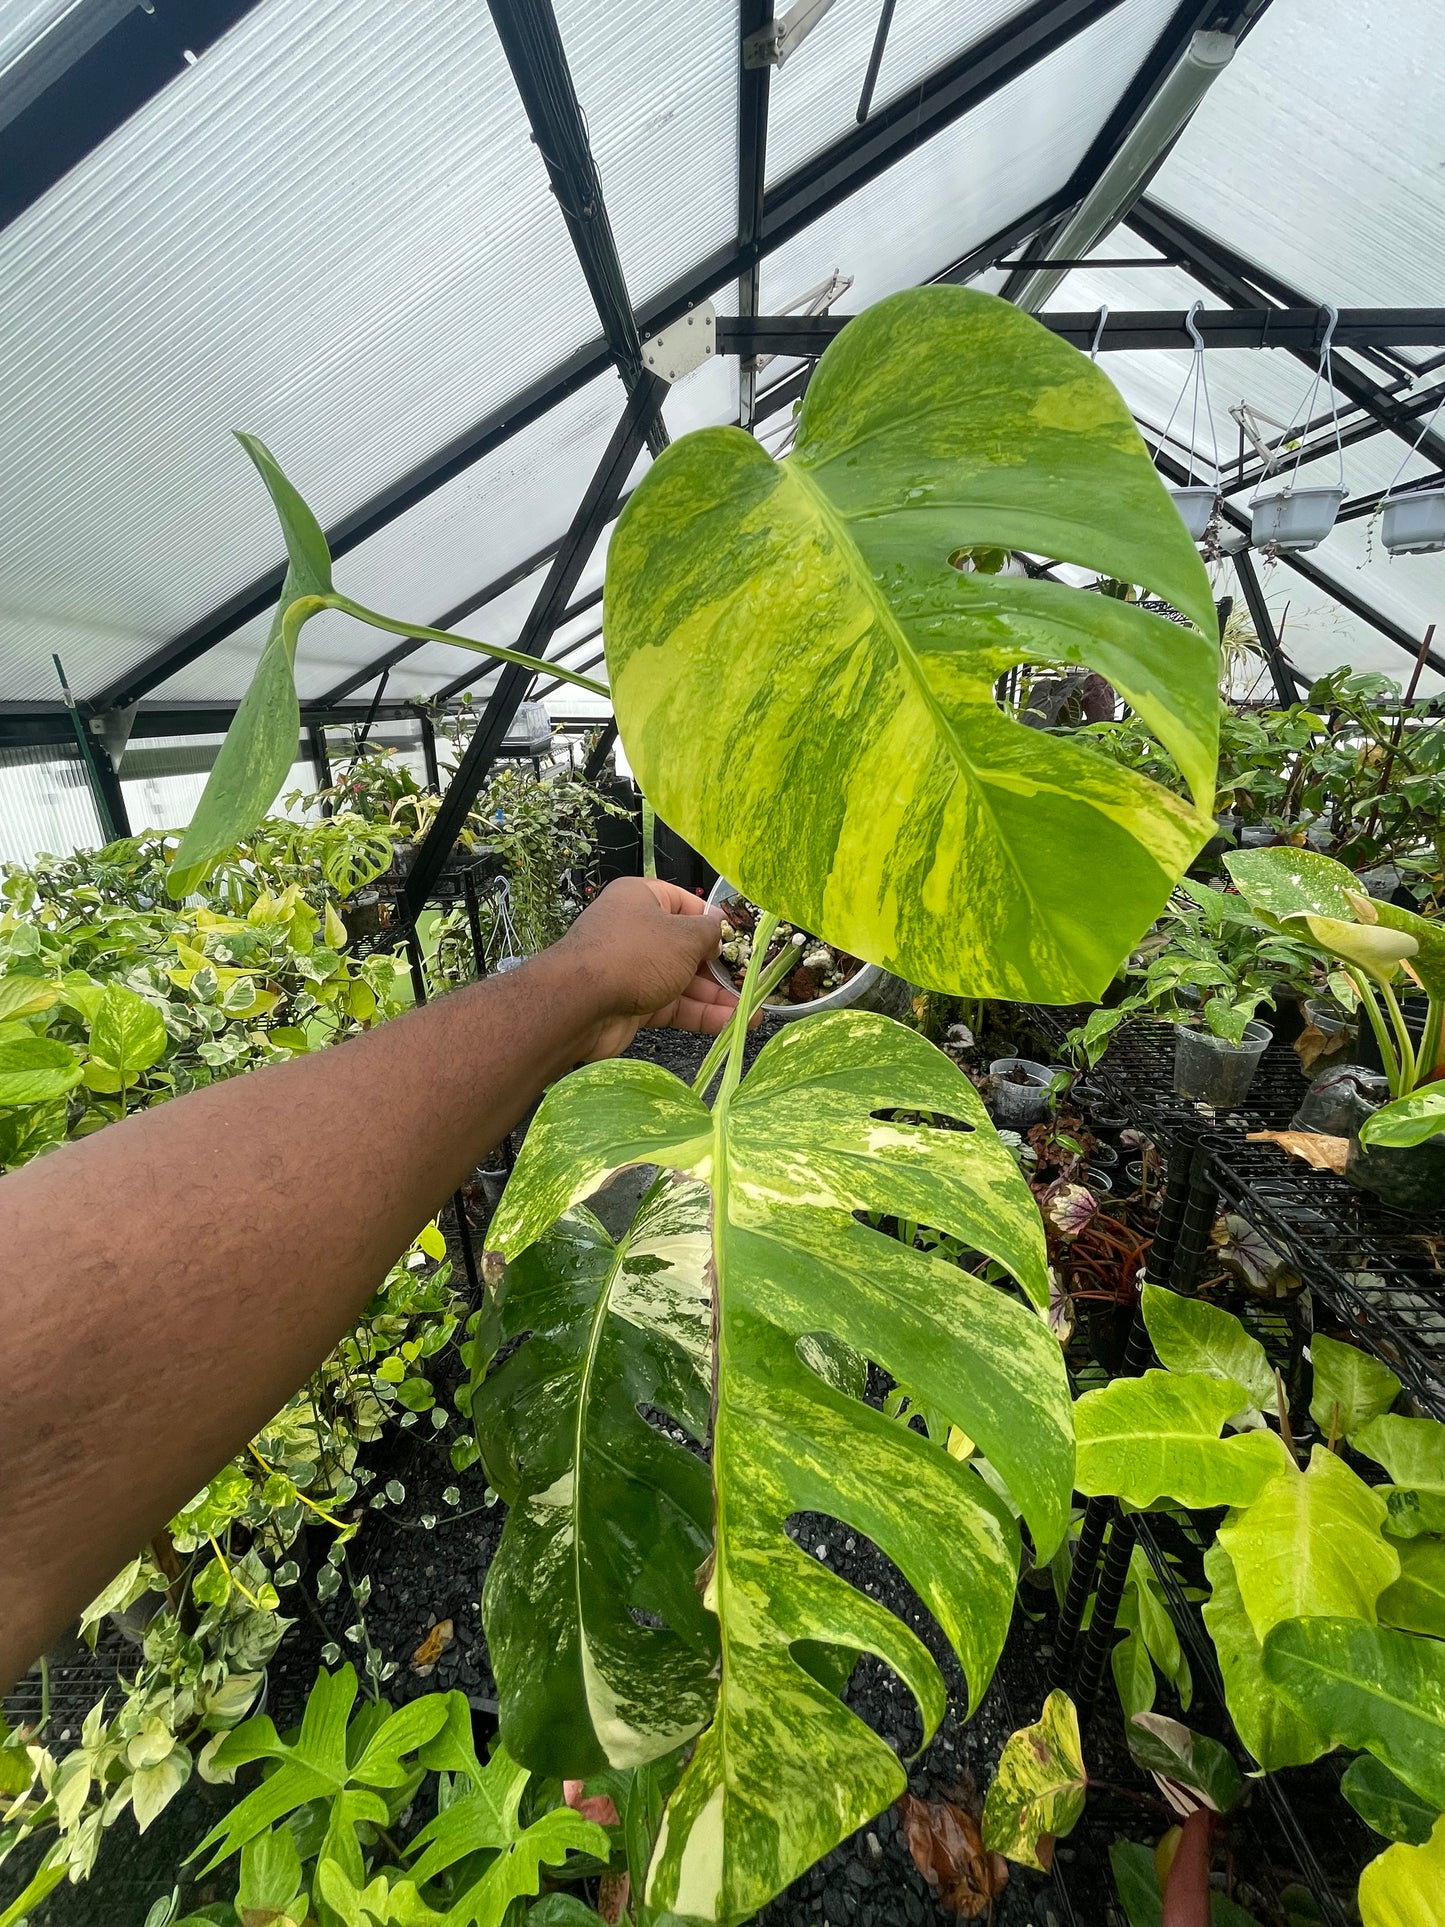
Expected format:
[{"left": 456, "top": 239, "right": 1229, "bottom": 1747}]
[
  {"left": 706, "top": 876, "right": 890, "bottom": 1021},
  {"left": 1382, "top": 487, "right": 1445, "bottom": 557},
  {"left": 1249, "top": 486, "right": 1346, "bottom": 553},
  {"left": 1169, "top": 486, "right": 1218, "bottom": 542}
]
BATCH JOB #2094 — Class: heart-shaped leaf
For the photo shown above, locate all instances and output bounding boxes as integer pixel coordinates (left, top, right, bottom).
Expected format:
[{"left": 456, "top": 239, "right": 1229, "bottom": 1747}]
[
  {"left": 473, "top": 1180, "right": 718, "bottom": 1777},
  {"left": 487, "top": 1010, "right": 1070, "bottom": 1921},
  {"left": 1226, "top": 847, "right": 1445, "bottom": 1000},
  {"left": 1309, "top": 1335, "right": 1400, "bottom": 1441},
  {"left": 1141, "top": 1286, "right": 1274, "bottom": 1413},
  {"left": 606, "top": 287, "right": 1219, "bottom": 1002},
  {"left": 982, "top": 1689, "right": 1087, "bottom": 1871},
  {"left": 0, "top": 1034, "right": 83, "bottom": 1106},
  {"left": 1360, "top": 1089, "right": 1445, "bottom": 1150},
  {"left": 1126, "top": 1712, "right": 1242, "bottom": 1814}
]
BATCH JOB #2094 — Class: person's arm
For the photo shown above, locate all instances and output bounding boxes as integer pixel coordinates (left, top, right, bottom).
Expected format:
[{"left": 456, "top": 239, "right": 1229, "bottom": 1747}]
[{"left": 0, "top": 878, "right": 737, "bottom": 1689}]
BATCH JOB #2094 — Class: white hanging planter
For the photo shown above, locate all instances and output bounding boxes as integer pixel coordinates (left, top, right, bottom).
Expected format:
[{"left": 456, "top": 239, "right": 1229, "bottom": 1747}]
[
  {"left": 1168, "top": 485, "right": 1218, "bottom": 542},
  {"left": 1249, "top": 484, "right": 1346, "bottom": 553},
  {"left": 1382, "top": 486, "right": 1445, "bottom": 556}
]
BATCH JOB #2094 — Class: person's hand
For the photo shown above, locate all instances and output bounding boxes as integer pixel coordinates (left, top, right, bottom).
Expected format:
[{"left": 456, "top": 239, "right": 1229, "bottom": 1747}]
[{"left": 556, "top": 877, "right": 752, "bottom": 1060}]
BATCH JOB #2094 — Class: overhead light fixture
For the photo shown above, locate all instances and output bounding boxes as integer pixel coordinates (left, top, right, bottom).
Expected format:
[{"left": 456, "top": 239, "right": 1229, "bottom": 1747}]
[{"left": 1006, "top": 31, "right": 1237, "bottom": 314}]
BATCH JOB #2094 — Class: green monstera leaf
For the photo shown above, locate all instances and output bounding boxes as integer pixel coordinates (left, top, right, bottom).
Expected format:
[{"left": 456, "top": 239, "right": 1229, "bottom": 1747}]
[
  {"left": 472, "top": 1179, "right": 718, "bottom": 1777},
  {"left": 484, "top": 1008, "right": 1070, "bottom": 1922},
  {"left": 606, "top": 286, "right": 1219, "bottom": 1003}
]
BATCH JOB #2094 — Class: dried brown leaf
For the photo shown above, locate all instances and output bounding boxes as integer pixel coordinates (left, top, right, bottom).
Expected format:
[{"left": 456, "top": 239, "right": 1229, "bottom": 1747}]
[
  {"left": 410, "top": 1617, "right": 454, "bottom": 1675},
  {"left": 1248, "top": 1130, "right": 1350, "bottom": 1174},
  {"left": 898, "top": 1791, "right": 1008, "bottom": 1919}
]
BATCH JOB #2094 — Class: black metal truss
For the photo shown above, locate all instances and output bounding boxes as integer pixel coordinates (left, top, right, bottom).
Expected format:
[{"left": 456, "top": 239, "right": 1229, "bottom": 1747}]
[
  {"left": 1230, "top": 546, "right": 1304, "bottom": 704},
  {"left": 85, "top": 0, "right": 1142, "bottom": 717},
  {"left": 0, "top": 0, "right": 265, "bottom": 233},
  {"left": 1131, "top": 200, "right": 1445, "bottom": 473},
  {"left": 487, "top": 0, "right": 666, "bottom": 463},
  {"left": 402, "top": 372, "right": 668, "bottom": 916},
  {"left": 737, "top": 1, "right": 774, "bottom": 431}
]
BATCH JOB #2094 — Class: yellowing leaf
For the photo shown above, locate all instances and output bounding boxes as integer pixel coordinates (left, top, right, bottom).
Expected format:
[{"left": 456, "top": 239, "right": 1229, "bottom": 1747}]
[
  {"left": 982, "top": 1689, "right": 1086, "bottom": 1871},
  {"left": 324, "top": 901, "right": 348, "bottom": 949},
  {"left": 415, "top": 1222, "right": 447, "bottom": 1262},
  {"left": 1359, "top": 1815, "right": 1445, "bottom": 1927}
]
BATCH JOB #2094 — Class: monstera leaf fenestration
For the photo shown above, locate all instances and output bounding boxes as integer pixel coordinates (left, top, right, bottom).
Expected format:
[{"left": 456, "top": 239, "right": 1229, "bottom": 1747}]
[
  {"left": 471, "top": 1179, "right": 718, "bottom": 1778},
  {"left": 606, "top": 287, "right": 1220, "bottom": 1002},
  {"left": 482, "top": 1010, "right": 1071, "bottom": 1922}
]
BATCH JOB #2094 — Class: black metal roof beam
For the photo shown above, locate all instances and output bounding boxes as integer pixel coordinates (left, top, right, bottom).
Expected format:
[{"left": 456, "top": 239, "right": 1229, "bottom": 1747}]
[
  {"left": 88, "top": 0, "right": 1147, "bottom": 715},
  {"left": 1231, "top": 546, "right": 1305, "bottom": 704},
  {"left": 737, "top": 2, "right": 774, "bottom": 431},
  {"left": 1131, "top": 200, "right": 1445, "bottom": 471},
  {"left": 0, "top": 0, "right": 266, "bottom": 233},
  {"left": 403, "top": 372, "right": 667, "bottom": 916},
  {"left": 488, "top": 0, "right": 666, "bottom": 461}
]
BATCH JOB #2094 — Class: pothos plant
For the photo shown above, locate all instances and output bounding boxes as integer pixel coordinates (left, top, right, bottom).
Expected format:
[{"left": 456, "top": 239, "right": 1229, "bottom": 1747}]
[
  {"left": 1073, "top": 1283, "right": 1445, "bottom": 1923},
  {"left": 166, "top": 284, "right": 1221, "bottom": 1920}
]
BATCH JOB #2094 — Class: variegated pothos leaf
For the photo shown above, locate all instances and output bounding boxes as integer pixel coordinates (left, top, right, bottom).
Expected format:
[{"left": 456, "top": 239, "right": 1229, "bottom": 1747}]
[
  {"left": 606, "top": 286, "right": 1219, "bottom": 1002},
  {"left": 485, "top": 1011, "right": 1069, "bottom": 1923}
]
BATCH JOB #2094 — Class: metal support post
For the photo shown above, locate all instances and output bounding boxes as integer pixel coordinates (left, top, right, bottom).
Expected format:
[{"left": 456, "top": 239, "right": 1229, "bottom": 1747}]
[
  {"left": 307, "top": 724, "right": 333, "bottom": 809},
  {"left": 462, "top": 868, "right": 487, "bottom": 979},
  {"left": 583, "top": 719, "right": 619, "bottom": 782},
  {"left": 1073, "top": 1507, "right": 1137, "bottom": 1719},
  {"left": 1233, "top": 546, "right": 1299, "bottom": 708},
  {"left": 420, "top": 712, "right": 441, "bottom": 793},
  {"left": 405, "top": 925, "right": 482, "bottom": 1303},
  {"left": 738, "top": 1, "right": 773, "bottom": 431},
  {"left": 404, "top": 371, "right": 667, "bottom": 918}
]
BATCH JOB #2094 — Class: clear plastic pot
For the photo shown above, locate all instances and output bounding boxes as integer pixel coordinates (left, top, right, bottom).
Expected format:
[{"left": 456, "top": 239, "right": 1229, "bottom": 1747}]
[
  {"left": 1169, "top": 485, "right": 1218, "bottom": 541},
  {"left": 1382, "top": 487, "right": 1445, "bottom": 557},
  {"left": 1173, "top": 1020, "right": 1272, "bottom": 1107},
  {"left": 1249, "top": 486, "right": 1347, "bottom": 553},
  {"left": 987, "top": 1057, "right": 1055, "bottom": 1129},
  {"left": 1291, "top": 1064, "right": 1388, "bottom": 1136}
]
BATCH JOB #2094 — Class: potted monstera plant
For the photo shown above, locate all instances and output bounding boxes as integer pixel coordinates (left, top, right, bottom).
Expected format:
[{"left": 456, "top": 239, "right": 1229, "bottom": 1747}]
[
  {"left": 1226, "top": 846, "right": 1445, "bottom": 1209},
  {"left": 171, "top": 284, "right": 1222, "bottom": 1921}
]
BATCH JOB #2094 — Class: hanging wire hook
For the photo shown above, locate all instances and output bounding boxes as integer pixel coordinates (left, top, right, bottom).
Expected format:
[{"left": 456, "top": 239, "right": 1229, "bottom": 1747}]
[
  {"left": 1382, "top": 381, "right": 1445, "bottom": 504},
  {"left": 1089, "top": 304, "right": 1109, "bottom": 362},
  {"left": 1265, "top": 303, "right": 1345, "bottom": 494},
  {"left": 1157, "top": 301, "right": 1220, "bottom": 493}
]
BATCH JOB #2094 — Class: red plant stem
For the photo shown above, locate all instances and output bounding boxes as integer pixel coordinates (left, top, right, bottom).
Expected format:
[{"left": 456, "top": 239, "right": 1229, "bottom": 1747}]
[{"left": 1162, "top": 1809, "right": 1216, "bottom": 1927}]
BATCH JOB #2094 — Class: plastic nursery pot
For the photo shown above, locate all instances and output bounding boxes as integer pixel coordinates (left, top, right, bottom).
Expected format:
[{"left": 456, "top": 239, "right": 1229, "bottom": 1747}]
[
  {"left": 1084, "top": 1169, "right": 1114, "bottom": 1198},
  {"left": 1173, "top": 1020, "right": 1272, "bottom": 1108},
  {"left": 705, "top": 876, "right": 911, "bottom": 1023},
  {"left": 1291, "top": 1064, "right": 1388, "bottom": 1136},
  {"left": 1168, "top": 485, "right": 1218, "bottom": 542},
  {"left": 1383, "top": 486, "right": 1445, "bottom": 556},
  {"left": 1303, "top": 997, "right": 1355, "bottom": 1042},
  {"left": 1086, "top": 1141, "right": 1120, "bottom": 1169},
  {"left": 1249, "top": 485, "right": 1347, "bottom": 553},
  {"left": 987, "top": 1057, "right": 1055, "bottom": 1129},
  {"left": 1346, "top": 1121, "right": 1445, "bottom": 1213}
]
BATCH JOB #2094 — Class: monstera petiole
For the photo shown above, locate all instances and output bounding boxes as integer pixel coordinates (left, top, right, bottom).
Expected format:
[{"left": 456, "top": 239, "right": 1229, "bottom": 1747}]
[
  {"left": 473, "top": 928, "right": 1074, "bottom": 1923},
  {"left": 606, "top": 285, "right": 1220, "bottom": 1004}
]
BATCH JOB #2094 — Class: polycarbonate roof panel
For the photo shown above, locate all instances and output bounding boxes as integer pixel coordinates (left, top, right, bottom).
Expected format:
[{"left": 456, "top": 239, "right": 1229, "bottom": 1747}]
[
  {"left": 149, "top": 373, "right": 642, "bottom": 706},
  {"left": 1151, "top": 0, "right": 1445, "bottom": 311},
  {"left": 765, "top": 0, "right": 1050, "bottom": 188},
  {"left": 556, "top": 0, "right": 737, "bottom": 309},
  {"left": 762, "top": 0, "right": 1182, "bottom": 313},
  {"left": 0, "top": 0, "right": 599, "bottom": 704}
]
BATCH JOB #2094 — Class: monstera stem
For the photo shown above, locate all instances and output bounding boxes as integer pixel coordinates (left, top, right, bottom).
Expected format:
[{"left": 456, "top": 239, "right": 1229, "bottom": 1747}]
[
  {"left": 281, "top": 592, "right": 611, "bottom": 698},
  {"left": 692, "top": 918, "right": 797, "bottom": 1101}
]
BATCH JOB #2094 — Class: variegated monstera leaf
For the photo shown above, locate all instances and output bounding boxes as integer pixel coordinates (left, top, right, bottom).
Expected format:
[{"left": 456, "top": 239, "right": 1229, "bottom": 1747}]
[
  {"left": 483, "top": 1011, "right": 1071, "bottom": 1923},
  {"left": 606, "top": 286, "right": 1219, "bottom": 1003}
]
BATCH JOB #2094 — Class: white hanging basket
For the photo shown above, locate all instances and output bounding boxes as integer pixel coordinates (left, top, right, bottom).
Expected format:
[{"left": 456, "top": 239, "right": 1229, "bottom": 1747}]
[
  {"left": 1168, "top": 485, "right": 1218, "bottom": 542},
  {"left": 1382, "top": 486, "right": 1445, "bottom": 557},
  {"left": 1249, "top": 485, "right": 1346, "bottom": 553}
]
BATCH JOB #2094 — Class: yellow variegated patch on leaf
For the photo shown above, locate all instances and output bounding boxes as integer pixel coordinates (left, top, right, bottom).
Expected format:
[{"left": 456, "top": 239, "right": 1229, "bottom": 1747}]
[
  {"left": 486, "top": 1010, "right": 1070, "bottom": 1923},
  {"left": 982, "top": 1689, "right": 1087, "bottom": 1872},
  {"left": 607, "top": 286, "right": 1219, "bottom": 1002}
]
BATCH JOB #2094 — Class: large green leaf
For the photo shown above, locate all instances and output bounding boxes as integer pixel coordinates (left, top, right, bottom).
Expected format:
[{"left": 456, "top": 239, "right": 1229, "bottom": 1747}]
[
  {"left": 1140, "top": 1286, "right": 1274, "bottom": 1412},
  {"left": 486, "top": 1009, "right": 1069, "bottom": 1922},
  {"left": 981, "top": 1689, "right": 1086, "bottom": 1872},
  {"left": 84, "top": 983, "right": 169, "bottom": 1091},
  {"left": 1217, "top": 1447, "right": 1398, "bottom": 1643},
  {"left": 1073, "top": 1371, "right": 1291, "bottom": 1509},
  {"left": 1379, "top": 1537, "right": 1445, "bottom": 1638},
  {"left": 1225, "top": 846, "right": 1445, "bottom": 1000},
  {"left": 1342, "top": 1755, "right": 1440, "bottom": 1846},
  {"left": 472, "top": 1180, "right": 718, "bottom": 1776},
  {"left": 1358, "top": 1815, "right": 1445, "bottom": 1927},
  {"left": 606, "top": 287, "right": 1218, "bottom": 1003},
  {"left": 1356, "top": 1416, "right": 1445, "bottom": 1538},
  {"left": 1262, "top": 1618, "right": 1445, "bottom": 1809},
  {"left": 1201, "top": 1543, "right": 1328, "bottom": 1771},
  {"left": 1309, "top": 1336, "right": 1400, "bottom": 1441},
  {"left": 0, "top": 1033, "right": 82, "bottom": 1106},
  {"left": 1360, "top": 1089, "right": 1445, "bottom": 1149}
]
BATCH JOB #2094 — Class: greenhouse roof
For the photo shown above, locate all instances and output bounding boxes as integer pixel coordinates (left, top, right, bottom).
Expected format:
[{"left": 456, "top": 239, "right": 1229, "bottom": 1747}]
[{"left": 2, "top": 0, "right": 1444, "bottom": 764}]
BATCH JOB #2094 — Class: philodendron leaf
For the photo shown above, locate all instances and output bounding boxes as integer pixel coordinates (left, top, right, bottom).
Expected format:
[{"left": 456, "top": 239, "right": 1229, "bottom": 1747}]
[
  {"left": 981, "top": 1689, "right": 1086, "bottom": 1872},
  {"left": 1225, "top": 846, "right": 1445, "bottom": 1000},
  {"left": 472, "top": 1180, "right": 718, "bottom": 1776},
  {"left": 607, "top": 286, "right": 1219, "bottom": 1004},
  {"left": 169, "top": 437, "right": 332, "bottom": 897},
  {"left": 1360, "top": 1089, "right": 1445, "bottom": 1150},
  {"left": 1358, "top": 1815, "right": 1445, "bottom": 1927},
  {"left": 485, "top": 1010, "right": 1069, "bottom": 1922},
  {"left": 1356, "top": 1415, "right": 1445, "bottom": 1539},
  {"left": 84, "top": 983, "right": 168, "bottom": 1091},
  {"left": 1341, "top": 1754, "right": 1440, "bottom": 1846},
  {"left": 1379, "top": 1537, "right": 1445, "bottom": 1638},
  {"left": 1140, "top": 1286, "right": 1273, "bottom": 1413},
  {"left": 1073, "top": 1371, "right": 1291, "bottom": 1509},
  {"left": 0, "top": 1034, "right": 82, "bottom": 1105},
  {"left": 1217, "top": 1447, "right": 1399, "bottom": 1644},
  {"left": 1262, "top": 1618, "right": 1445, "bottom": 1810},
  {"left": 1126, "top": 1712, "right": 1242, "bottom": 1814},
  {"left": 1201, "top": 1543, "right": 1329, "bottom": 1771},
  {"left": 1308, "top": 1335, "right": 1400, "bottom": 1441}
]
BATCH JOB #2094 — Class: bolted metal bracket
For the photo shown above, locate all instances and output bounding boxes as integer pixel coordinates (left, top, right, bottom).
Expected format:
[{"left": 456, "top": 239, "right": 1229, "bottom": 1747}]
[
  {"left": 641, "top": 302, "right": 717, "bottom": 384},
  {"left": 743, "top": 0, "right": 838, "bottom": 68}
]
